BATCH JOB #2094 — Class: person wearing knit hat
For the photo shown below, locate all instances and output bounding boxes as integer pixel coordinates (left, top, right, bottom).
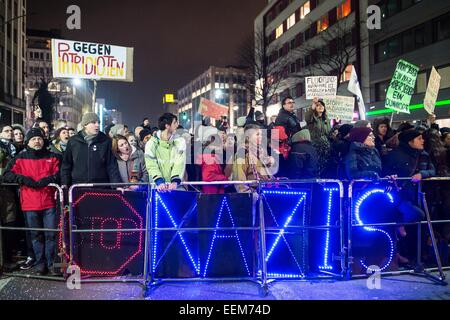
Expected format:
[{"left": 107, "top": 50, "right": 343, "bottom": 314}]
[
  {"left": 347, "top": 127, "right": 373, "bottom": 144},
  {"left": 353, "top": 120, "right": 371, "bottom": 128},
  {"left": 60, "top": 111, "right": 121, "bottom": 187},
  {"left": 344, "top": 127, "right": 381, "bottom": 180},
  {"left": 398, "top": 128, "right": 422, "bottom": 145},
  {"left": 25, "top": 127, "right": 45, "bottom": 146},
  {"left": 109, "top": 124, "right": 126, "bottom": 138},
  {"left": 338, "top": 124, "right": 353, "bottom": 138},
  {"left": 383, "top": 128, "right": 434, "bottom": 255},
  {"left": 291, "top": 128, "right": 311, "bottom": 143},
  {"left": 3, "top": 126, "right": 61, "bottom": 275},
  {"left": 80, "top": 112, "right": 100, "bottom": 128},
  {"left": 289, "top": 129, "right": 319, "bottom": 179}
]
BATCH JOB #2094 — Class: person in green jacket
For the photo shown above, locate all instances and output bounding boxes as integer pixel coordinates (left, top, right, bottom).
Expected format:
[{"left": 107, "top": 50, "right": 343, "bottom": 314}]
[
  {"left": 305, "top": 97, "right": 332, "bottom": 176},
  {"left": 145, "top": 113, "right": 186, "bottom": 192}
]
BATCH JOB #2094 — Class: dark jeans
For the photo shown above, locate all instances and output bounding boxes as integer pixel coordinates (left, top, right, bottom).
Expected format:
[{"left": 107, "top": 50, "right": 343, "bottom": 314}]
[{"left": 24, "top": 208, "right": 57, "bottom": 268}]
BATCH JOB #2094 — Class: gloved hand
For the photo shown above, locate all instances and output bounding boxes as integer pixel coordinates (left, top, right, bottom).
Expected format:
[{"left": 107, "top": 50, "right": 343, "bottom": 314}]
[
  {"left": 17, "top": 175, "right": 39, "bottom": 188},
  {"left": 36, "top": 176, "right": 56, "bottom": 188}
]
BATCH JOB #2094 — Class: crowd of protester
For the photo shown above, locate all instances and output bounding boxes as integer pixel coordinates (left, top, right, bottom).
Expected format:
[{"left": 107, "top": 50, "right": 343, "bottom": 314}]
[{"left": 1, "top": 95, "right": 450, "bottom": 274}]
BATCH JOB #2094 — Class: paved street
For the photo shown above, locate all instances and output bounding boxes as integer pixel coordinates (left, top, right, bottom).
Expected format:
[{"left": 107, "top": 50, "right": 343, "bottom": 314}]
[{"left": 0, "top": 271, "right": 449, "bottom": 300}]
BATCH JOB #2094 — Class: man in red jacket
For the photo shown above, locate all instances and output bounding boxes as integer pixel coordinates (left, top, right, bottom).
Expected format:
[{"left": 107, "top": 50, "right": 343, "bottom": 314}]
[{"left": 4, "top": 128, "right": 61, "bottom": 275}]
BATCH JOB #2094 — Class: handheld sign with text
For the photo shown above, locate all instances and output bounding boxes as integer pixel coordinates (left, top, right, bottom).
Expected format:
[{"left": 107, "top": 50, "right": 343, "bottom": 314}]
[
  {"left": 423, "top": 66, "right": 441, "bottom": 115},
  {"left": 198, "top": 98, "right": 229, "bottom": 120},
  {"left": 305, "top": 76, "right": 337, "bottom": 100},
  {"left": 52, "top": 39, "right": 134, "bottom": 82},
  {"left": 323, "top": 96, "right": 355, "bottom": 122},
  {"left": 385, "top": 59, "right": 419, "bottom": 114}
]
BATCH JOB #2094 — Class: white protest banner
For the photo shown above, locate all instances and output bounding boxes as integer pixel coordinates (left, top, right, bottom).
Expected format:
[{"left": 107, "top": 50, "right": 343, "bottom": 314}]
[
  {"left": 323, "top": 95, "right": 355, "bottom": 122},
  {"left": 385, "top": 59, "right": 419, "bottom": 114},
  {"left": 305, "top": 76, "right": 337, "bottom": 99},
  {"left": 347, "top": 65, "right": 366, "bottom": 120},
  {"left": 423, "top": 66, "right": 441, "bottom": 115},
  {"left": 51, "top": 39, "right": 134, "bottom": 81}
]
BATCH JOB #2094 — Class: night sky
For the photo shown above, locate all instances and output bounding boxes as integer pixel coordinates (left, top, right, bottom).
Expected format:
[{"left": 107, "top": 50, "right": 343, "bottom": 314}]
[{"left": 28, "top": 0, "right": 267, "bottom": 127}]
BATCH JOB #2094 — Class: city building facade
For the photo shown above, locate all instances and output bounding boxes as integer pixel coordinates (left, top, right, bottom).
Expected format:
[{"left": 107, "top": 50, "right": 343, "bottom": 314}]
[
  {"left": 0, "top": 0, "right": 26, "bottom": 127},
  {"left": 177, "top": 66, "right": 251, "bottom": 131}
]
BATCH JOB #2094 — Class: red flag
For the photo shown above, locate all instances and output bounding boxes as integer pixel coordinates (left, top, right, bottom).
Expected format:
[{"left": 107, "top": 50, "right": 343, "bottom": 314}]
[{"left": 198, "top": 98, "right": 229, "bottom": 120}]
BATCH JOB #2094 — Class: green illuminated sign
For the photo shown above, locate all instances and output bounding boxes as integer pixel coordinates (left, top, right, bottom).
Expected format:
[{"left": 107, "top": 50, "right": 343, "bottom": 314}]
[{"left": 366, "top": 99, "right": 450, "bottom": 116}]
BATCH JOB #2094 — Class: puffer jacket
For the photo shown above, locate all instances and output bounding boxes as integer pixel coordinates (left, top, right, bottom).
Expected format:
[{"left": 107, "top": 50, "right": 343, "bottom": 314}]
[
  {"left": 345, "top": 142, "right": 382, "bottom": 180},
  {"left": 144, "top": 131, "right": 186, "bottom": 186},
  {"left": 3, "top": 147, "right": 61, "bottom": 211},
  {"left": 61, "top": 131, "right": 121, "bottom": 186}
]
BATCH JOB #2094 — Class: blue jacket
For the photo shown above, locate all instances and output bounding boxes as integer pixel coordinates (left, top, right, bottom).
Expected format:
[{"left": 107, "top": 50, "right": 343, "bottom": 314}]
[{"left": 345, "top": 142, "right": 382, "bottom": 180}]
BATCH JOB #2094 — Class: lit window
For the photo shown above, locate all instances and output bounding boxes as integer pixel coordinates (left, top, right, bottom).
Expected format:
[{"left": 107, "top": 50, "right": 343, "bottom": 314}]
[
  {"left": 287, "top": 13, "right": 296, "bottom": 30},
  {"left": 300, "top": 1, "right": 310, "bottom": 19},
  {"left": 276, "top": 24, "right": 284, "bottom": 39},
  {"left": 337, "top": 0, "right": 351, "bottom": 20},
  {"left": 317, "top": 15, "right": 329, "bottom": 33}
]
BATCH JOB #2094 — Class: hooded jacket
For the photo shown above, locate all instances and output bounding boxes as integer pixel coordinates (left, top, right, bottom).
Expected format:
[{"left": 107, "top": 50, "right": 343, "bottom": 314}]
[
  {"left": 60, "top": 131, "right": 121, "bottom": 186},
  {"left": 3, "top": 147, "right": 61, "bottom": 211},
  {"left": 144, "top": 131, "right": 186, "bottom": 186}
]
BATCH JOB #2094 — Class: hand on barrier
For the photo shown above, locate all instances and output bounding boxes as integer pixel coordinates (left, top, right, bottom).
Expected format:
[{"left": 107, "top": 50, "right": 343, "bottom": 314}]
[{"left": 411, "top": 173, "right": 422, "bottom": 183}]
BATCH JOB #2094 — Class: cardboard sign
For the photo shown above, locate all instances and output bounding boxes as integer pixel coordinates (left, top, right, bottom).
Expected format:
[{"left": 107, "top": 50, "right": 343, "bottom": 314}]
[
  {"left": 305, "top": 76, "right": 337, "bottom": 99},
  {"left": 52, "top": 39, "right": 134, "bottom": 81},
  {"left": 198, "top": 98, "right": 229, "bottom": 120},
  {"left": 323, "top": 95, "right": 355, "bottom": 122},
  {"left": 424, "top": 66, "right": 441, "bottom": 115},
  {"left": 385, "top": 59, "right": 419, "bottom": 114}
]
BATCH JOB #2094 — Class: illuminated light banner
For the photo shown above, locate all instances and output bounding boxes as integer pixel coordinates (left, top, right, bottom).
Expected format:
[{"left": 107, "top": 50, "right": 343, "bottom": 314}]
[
  {"left": 305, "top": 76, "right": 337, "bottom": 100},
  {"left": 198, "top": 98, "right": 229, "bottom": 120},
  {"left": 424, "top": 66, "right": 441, "bottom": 115},
  {"left": 385, "top": 59, "right": 419, "bottom": 114},
  {"left": 72, "top": 189, "right": 146, "bottom": 276},
  {"left": 323, "top": 95, "right": 355, "bottom": 122},
  {"left": 366, "top": 99, "right": 450, "bottom": 116},
  {"left": 51, "top": 39, "right": 134, "bottom": 82}
]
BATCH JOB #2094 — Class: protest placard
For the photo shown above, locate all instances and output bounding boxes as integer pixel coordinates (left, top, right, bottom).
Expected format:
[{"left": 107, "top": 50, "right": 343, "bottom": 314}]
[
  {"left": 423, "top": 66, "right": 441, "bottom": 115},
  {"left": 52, "top": 39, "right": 134, "bottom": 81},
  {"left": 305, "top": 76, "right": 337, "bottom": 99},
  {"left": 385, "top": 59, "right": 419, "bottom": 114},
  {"left": 323, "top": 95, "right": 355, "bottom": 122}
]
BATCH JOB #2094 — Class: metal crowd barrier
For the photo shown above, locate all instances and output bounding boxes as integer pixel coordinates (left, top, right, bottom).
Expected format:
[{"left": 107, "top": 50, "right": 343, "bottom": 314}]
[
  {"left": 347, "top": 177, "right": 448, "bottom": 285},
  {"left": 2, "top": 178, "right": 448, "bottom": 296},
  {"left": 0, "top": 183, "right": 66, "bottom": 281},
  {"left": 67, "top": 182, "right": 152, "bottom": 288},
  {"left": 145, "top": 181, "right": 268, "bottom": 295}
]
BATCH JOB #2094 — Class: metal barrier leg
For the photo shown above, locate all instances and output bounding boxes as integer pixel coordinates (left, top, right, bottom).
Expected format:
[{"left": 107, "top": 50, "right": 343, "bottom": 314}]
[
  {"left": 257, "top": 186, "right": 269, "bottom": 297},
  {"left": 143, "top": 184, "right": 152, "bottom": 297},
  {"left": 419, "top": 192, "right": 447, "bottom": 285}
]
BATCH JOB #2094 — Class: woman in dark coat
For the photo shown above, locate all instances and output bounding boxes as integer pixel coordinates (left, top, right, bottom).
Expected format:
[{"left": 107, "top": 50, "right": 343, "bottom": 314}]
[{"left": 344, "top": 127, "right": 382, "bottom": 180}]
